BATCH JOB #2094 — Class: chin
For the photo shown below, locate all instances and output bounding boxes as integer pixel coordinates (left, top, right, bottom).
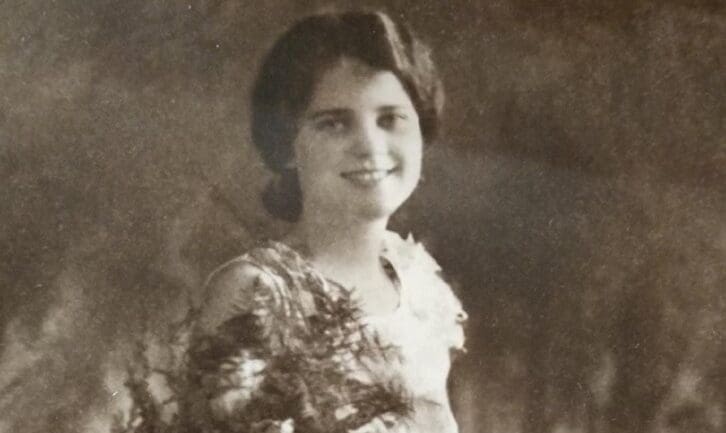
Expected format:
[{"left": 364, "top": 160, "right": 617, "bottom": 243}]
[{"left": 354, "top": 195, "right": 409, "bottom": 221}]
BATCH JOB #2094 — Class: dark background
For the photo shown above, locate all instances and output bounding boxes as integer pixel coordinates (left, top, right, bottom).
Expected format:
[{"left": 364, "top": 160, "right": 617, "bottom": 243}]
[{"left": 1, "top": 1, "right": 724, "bottom": 432}]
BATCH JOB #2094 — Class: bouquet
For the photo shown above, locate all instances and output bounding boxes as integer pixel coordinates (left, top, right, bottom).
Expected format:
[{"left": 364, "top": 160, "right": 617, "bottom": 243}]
[{"left": 114, "top": 276, "right": 411, "bottom": 433}]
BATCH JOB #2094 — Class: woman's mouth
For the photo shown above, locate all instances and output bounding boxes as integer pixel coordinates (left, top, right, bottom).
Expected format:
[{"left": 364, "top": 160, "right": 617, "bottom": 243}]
[{"left": 341, "top": 167, "right": 397, "bottom": 185}]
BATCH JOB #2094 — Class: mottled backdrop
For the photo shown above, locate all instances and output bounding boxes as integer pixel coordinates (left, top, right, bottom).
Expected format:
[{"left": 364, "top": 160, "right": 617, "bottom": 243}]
[{"left": 1, "top": 1, "right": 724, "bottom": 433}]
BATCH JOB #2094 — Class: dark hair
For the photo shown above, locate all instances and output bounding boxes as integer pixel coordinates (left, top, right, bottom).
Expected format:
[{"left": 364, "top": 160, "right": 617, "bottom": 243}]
[{"left": 252, "top": 10, "right": 444, "bottom": 221}]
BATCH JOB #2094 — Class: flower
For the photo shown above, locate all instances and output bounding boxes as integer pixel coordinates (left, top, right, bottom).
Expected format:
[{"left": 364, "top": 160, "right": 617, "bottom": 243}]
[{"left": 279, "top": 418, "right": 295, "bottom": 433}]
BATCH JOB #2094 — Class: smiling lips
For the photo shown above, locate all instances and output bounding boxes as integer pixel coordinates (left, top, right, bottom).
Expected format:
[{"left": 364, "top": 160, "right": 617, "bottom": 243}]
[{"left": 341, "top": 166, "right": 397, "bottom": 186}]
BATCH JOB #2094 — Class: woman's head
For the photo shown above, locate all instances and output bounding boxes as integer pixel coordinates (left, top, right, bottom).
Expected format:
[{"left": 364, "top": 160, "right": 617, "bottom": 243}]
[{"left": 252, "top": 10, "right": 444, "bottom": 221}]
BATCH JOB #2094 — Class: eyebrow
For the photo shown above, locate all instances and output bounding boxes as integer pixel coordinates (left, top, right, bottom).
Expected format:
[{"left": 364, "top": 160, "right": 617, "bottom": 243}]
[
  {"left": 307, "top": 105, "right": 410, "bottom": 120},
  {"left": 306, "top": 108, "right": 351, "bottom": 121},
  {"left": 378, "top": 105, "right": 409, "bottom": 112}
]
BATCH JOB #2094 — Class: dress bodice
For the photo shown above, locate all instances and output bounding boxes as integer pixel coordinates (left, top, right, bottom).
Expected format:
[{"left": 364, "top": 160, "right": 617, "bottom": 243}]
[
  {"left": 359, "top": 232, "right": 467, "bottom": 433},
  {"left": 185, "top": 231, "right": 467, "bottom": 433}
]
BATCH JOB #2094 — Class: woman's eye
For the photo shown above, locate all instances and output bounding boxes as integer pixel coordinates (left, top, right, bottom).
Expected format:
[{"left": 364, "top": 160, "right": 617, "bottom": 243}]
[
  {"left": 378, "top": 112, "right": 409, "bottom": 130},
  {"left": 315, "top": 117, "right": 347, "bottom": 132}
]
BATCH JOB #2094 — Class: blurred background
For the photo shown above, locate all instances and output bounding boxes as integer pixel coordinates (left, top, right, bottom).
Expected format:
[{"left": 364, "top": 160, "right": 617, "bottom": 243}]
[{"left": 1, "top": 1, "right": 724, "bottom": 432}]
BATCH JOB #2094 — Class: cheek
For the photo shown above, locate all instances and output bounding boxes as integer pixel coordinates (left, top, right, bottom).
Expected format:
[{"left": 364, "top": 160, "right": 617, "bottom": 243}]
[
  {"left": 299, "top": 150, "right": 342, "bottom": 181},
  {"left": 401, "top": 137, "right": 423, "bottom": 175},
  {"left": 293, "top": 132, "right": 334, "bottom": 174},
  {"left": 293, "top": 140, "right": 345, "bottom": 201}
]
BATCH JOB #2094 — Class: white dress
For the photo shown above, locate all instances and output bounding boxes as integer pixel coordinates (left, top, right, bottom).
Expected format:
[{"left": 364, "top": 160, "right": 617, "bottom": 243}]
[
  {"left": 353, "top": 231, "right": 467, "bottom": 433},
  {"left": 186, "top": 230, "right": 467, "bottom": 433}
]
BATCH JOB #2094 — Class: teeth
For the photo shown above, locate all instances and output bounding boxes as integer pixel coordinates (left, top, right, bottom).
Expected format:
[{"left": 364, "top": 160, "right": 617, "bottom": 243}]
[
  {"left": 355, "top": 171, "right": 385, "bottom": 181},
  {"left": 344, "top": 169, "right": 389, "bottom": 183},
  {"left": 361, "top": 161, "right": 393, "bottom": 171}
]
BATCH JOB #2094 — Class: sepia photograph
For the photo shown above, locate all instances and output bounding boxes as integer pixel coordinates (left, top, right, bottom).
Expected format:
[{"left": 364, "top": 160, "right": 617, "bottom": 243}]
[{"left": 1, "top": 1, "right": 724, "bottom": 433}]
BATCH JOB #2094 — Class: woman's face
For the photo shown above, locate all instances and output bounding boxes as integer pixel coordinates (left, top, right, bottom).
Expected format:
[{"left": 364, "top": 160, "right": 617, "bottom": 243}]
[{"left": 292, "top": 57, "right": 423, "bottom": 223}]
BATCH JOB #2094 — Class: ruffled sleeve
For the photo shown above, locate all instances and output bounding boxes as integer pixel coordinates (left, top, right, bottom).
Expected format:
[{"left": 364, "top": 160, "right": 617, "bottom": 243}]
[{"left": 384, "top": 231, "right": 468, "bottom": 354}]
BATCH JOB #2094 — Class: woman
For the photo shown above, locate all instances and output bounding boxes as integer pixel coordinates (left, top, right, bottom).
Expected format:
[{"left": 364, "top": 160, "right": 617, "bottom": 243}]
[{"left": 181, "top": 10, "right": 467, "bottom": 433}]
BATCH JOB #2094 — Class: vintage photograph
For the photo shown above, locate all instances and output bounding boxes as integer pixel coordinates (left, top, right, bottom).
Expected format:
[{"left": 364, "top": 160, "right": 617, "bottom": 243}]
[{"left": 1, "top": 1, "right": 724, "bottom": 433}]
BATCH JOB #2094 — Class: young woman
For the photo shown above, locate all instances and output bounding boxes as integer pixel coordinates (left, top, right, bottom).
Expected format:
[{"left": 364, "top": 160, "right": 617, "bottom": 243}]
[{"left": 183, "top": 10, "right": 467, "bottom": 433}]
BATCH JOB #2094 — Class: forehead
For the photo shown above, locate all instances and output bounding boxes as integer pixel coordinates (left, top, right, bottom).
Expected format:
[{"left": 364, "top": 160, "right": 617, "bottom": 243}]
[{"left": 306, "top": 57, "right": 415, "bottom": 112}]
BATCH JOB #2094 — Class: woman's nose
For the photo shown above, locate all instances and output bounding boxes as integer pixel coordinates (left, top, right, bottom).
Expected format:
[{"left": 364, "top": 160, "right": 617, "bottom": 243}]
[{"left": 352, "top": 120, "right": 387, "bottom": 157}]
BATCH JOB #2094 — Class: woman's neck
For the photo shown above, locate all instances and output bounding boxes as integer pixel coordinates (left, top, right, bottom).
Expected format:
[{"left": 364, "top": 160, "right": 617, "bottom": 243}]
[{"left": 289, "top": 210, "right": 389, "bottom": 282}]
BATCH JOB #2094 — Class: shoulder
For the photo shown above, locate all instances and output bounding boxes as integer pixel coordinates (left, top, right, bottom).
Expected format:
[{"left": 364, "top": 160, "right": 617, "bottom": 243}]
[
  {"left": 196, "top": 240, "right": 320, "bottom": 334},
  {"left": 196, "top": 247, "right": 285, "bottom": 334}
]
